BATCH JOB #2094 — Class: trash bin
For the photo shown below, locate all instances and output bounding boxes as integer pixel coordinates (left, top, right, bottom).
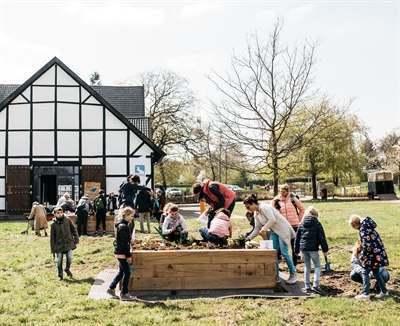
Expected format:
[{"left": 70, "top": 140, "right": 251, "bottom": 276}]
[{"left": 249, "top": 183, "right": 253, "bottom": 190}]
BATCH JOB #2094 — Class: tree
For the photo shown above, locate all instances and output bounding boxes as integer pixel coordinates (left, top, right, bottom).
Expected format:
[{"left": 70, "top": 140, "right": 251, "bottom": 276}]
[
  {"left": 89, "top": 71, "right": 102, "bottom": 86},
  {"left": 208, "top": 18, "right": 352, "bottom": 195},
  {"left": 121, "top": 69, "right": 202, "bottom": 187}
]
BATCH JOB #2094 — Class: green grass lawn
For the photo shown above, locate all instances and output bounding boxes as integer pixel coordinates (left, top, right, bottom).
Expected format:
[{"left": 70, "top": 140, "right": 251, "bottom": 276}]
[{"left": 0, "top": 200, "right": 399, "bottom": 325}]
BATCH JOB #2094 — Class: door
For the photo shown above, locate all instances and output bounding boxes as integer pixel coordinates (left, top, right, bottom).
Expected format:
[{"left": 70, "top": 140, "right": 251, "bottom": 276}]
[
  {"left": 6, "top": 165, "right": 31, "bottom": 214},
  {"left": 41, "top": 175, "right": 57, "bottom": 205},
  {"left": 80, "top": 166, "right": 106, "bottom": 196}
]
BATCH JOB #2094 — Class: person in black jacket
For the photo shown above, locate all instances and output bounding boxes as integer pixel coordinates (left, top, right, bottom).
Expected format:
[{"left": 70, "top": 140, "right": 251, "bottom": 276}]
[
  {"left": 106, "top": 192, "right": 118, "bottom": 214},
  {"left": 107, "top": 207, "right": 136, "bottom": 301},
  {"left": 119, "top": 174, "right": 152, "bottom": 209},
  {"left": 135, "top": 189, "right": 153, "bottom": 233},
  {"left": 94, "top": 189, "right": 107, "bottom": 235},
  {"left": 294, "top": 206, "right": 329, "bottom": 295}
]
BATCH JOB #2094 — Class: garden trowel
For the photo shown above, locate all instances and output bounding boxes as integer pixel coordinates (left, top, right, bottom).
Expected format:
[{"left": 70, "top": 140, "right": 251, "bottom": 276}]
[{"left": 325, "top": 256, "right": 331, "bottom": 272}]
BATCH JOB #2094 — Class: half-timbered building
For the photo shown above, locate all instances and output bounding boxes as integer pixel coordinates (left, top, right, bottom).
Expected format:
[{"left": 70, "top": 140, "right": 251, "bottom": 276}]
[{"left": 0, "top": 57, "right": 165, "bottom": 214}]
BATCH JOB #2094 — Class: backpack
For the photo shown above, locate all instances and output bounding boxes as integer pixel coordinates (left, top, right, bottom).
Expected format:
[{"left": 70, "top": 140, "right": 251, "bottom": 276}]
[
  {"left": 94, "top": 196, "right": 104, "bottom": 210},
  {"left": 75, "top": 200, "right": 86, "bottom": 212},
  {"left": 274, "top": 194, "right": 299, "bottom": 215}
]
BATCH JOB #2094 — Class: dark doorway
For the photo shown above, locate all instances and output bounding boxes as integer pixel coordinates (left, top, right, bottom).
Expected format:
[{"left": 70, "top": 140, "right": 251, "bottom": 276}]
[{"left": 41, "top": 175, "right": 57, "bottom": 205}]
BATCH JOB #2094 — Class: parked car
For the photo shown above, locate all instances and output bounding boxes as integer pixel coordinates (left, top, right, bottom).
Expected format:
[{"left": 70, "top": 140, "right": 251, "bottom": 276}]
[
  {"left": 166, "top": 187, "right": 182, "bottom": 197},
  {"left": 225, "top": 184, "right": 245, "bottom": 191}
]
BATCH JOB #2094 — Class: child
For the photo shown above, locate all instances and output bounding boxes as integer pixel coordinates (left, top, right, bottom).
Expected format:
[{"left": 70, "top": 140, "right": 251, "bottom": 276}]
[
  {"left": 294, "top": 206, "right": 328, "bottom": 294},
  {"left": 245, "top": 211, "right": 255, "bottom": 238},
  {"left": 107, "top": 207, "right": 136, "bottom": 301},
  {"left": 199, "top": 208, "right": 232, "bottom": 245},
  {"left": 350, "top": 239, "right": 390, "bottom": 293},
  {"left": 349, "top": 215, "right": 389, "bottom": 300},
  {"left": 50, "top": 206, "right": 79, "bottom": 281},
  {"left": 159, "top": 202, "right": 174, "bottom": 229},
  {"left": 162, "top": 205, "right": 188, "bottom": 243}
]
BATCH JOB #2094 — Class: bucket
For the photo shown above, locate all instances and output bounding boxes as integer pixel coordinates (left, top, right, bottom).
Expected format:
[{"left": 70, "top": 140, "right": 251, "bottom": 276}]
[{"left": 260, "top": 240, "right": 273, "bottom": 249}]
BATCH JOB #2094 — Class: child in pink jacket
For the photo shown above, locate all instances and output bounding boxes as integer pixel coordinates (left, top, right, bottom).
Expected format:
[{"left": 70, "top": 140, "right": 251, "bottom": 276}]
[{"left": 199, "top": 208, "right": 232, "bottom": 245}]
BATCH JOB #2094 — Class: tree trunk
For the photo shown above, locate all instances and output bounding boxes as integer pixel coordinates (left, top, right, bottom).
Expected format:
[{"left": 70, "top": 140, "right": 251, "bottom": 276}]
[{"left": 311, "top": 171, "right": 318, "bottom": 199}]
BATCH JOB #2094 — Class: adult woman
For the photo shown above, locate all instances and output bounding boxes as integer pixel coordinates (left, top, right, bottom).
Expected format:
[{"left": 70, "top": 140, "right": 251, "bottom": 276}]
[
  {"left": 28, "top": 201, "right": 48, "bottom": 237},
  {"left": 192, "top": 180, "right": 236, "bottom": 228},
  {"left": 271, "top": 184, "right": 305, "bottom": 266},
  {"left": 244, "top": 194, "right": 298, "bottom": 284}
]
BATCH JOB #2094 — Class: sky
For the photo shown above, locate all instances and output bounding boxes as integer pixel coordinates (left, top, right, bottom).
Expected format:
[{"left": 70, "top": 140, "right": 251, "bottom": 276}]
[{"left": 0, "top": 0, "right": 399, "bottom": 140}]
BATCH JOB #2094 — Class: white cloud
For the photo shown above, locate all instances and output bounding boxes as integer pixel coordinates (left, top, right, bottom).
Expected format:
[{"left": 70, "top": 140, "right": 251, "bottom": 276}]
[
  {"left": 79, "top": 3, "right": 165, "bottom": 27},
  {"left": 0, "top": 33, "right": 61, "bottom": 83},
  {"left": 286, "top": 4, "right": 314, "bottom": 20},
  {"left": 180, "top": 2, "right": 222, "bottom": 19},
  {"left": 255, "top": 9, "right": 277, "bottom": 23}
]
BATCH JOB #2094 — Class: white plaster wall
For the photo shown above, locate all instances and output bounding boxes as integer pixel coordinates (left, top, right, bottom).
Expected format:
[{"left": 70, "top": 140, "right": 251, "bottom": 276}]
[
  {"left": 106, "top": 157, "right": 127, "bottom": 175},
  {"left": 57, "top": 103, "right": 79, "bottom": 129},
  {"left": 13, "top": 95, "right": 29, "bottom": 104},
  {"left": 81, "top": 88, "right": 90, "bottom": 101},
  {"left": 81, "top": 157, "right": 103, "bottom": 165},
  {"left": 8, "top": 158, "right": 30, "bottom": 165},
  {"left": 33, "top": 103, "right": 54, "bottom": 129},
  {"left": 129, "top": 156, "right": 151, "bottom": 186},
  {"left": 57, "top": 86, "right": 80, "bottom": 103},
  {"left": 0, "top": 198, "right": 5, "bottom": 210},
  {"left": 33, "top": 86, "right": 55, "bottom": 102},
  {"left": 8, "top": 104, "right": 30, "bottom": 130},
  {"left": 82, "top": 104, "right": 102, "bottom": 129},
  {"left": 85, "top": 96, "right": 100, "bottom": 104},
  {"left": 129, "top": 132, "right": 151, "bottom": 156},
  {"left": 8, "top": 131, "right": 30, "bottom": 156},
  {"left": 57, "top": 68, "right": 77, "bottom": 86},
  {"left": 0, "top": 159, "right": 4, "bottom": 177},
  {"left": 106, "top": 131, "right": 126, "bottom": 155},
  {"left": 0, "top": 179, "right": 5, "bottom": 196},
  {"left": 107, "top": 177, "right": 125, "bottom": 194},
  {"left": 58, "top": 131, "right": 79, "bottom": 156},
  {"left": 0, "top": 132, "right": 4, "bottom": 156},
  {"left": 82, "top": 131, "right": 102, "bottom": 155},
  {"left": 0, "top": 110, "right": 6, "bottom": 130},
  {"left": 33, "top": 66, "right": 55, "bottom": 85},
  {"left": 106, "top": 110, "right": 125, "bottom": 129},
  {"left": 22, "top": 88, "right": 31, "bottom": 101},
  {"left": 33, "top": 131, "right": 54, "bottom": 156}
]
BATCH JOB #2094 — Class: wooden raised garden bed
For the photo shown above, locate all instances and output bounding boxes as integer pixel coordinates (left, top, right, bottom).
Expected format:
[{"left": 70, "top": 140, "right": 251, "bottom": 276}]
[
  {"left": 68, "top": 214, "right": 115, "bottom": 233},
  {"left": 129, "top": 248, "right": 276, "bottom": 291}
]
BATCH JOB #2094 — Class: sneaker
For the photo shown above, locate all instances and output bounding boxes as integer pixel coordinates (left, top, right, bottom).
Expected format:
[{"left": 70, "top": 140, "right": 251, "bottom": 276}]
[
  {"left": 376, "top": 291, "right": 389, "bottom": 299},
  {"left": 107, "top": 288, "right": 119, "bottom": 299},
  {"left": 94, "top": 231, "right": 98, "bottom": 236},
  {"left": 276, "top": 275, "right": 281, "bottom": 283},
  {"left": 44, "top": 232, "right": 48, "bottom": 237},
  {"left": 120, "top": 293, "right": 136, "bottom": 301},
  {"left": 354, "top": 293, "right": 370, "bottom": 300},
  {"left": 58, "top": 276, "right": 63, "bottom": 281},
  {"left": 311, "top": 285, "right": 325, "bottom": 295},
  {"left": 65, "top": 269, "right": 73, "bottom": 278},
  {"left": 286, "top": 274, "right": 298, "bottom": 284},
  {"left": 304, "top": 287, "right": 311, "bottom": 293}
]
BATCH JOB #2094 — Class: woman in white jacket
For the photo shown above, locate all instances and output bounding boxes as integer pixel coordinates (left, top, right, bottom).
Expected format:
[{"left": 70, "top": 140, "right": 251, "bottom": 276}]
[{"left": 244, "top": 194, "right": 298, "bottom": 284}]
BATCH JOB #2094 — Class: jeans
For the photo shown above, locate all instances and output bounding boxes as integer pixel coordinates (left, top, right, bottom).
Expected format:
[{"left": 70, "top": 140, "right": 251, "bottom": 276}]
[
  {"left": 361, "top": 267, "right": 387, "bottom": 295},
  {"left": 290, "top": 226, "right": 299, "bottom": 266},
  {"left": 57, "top": 250, "right": 72, "bottom": 277},
  {"left": 199, "top": 226, "right": 226, "bottom": 244},
  {"left": 77, "top": 210, "right": 88, "bottom": 235},
  {"left": 270, "top": 230, "right": 296, "bottom": 275},
  {"left": 302, "top": 250, "right": 321, "bottom": 288},
  {"left": 351, "top": 268, "right": 390, "bottom": 292},
  {"left": 109, "top": 258, "right": 131, "bottom": 295}
]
